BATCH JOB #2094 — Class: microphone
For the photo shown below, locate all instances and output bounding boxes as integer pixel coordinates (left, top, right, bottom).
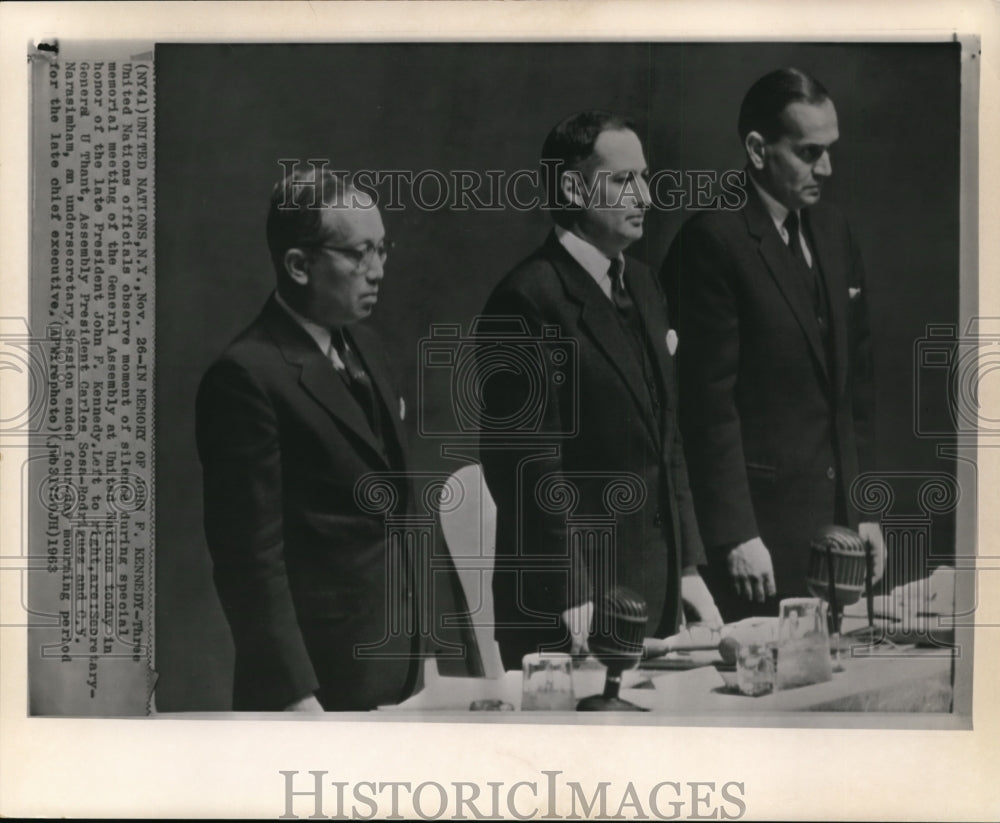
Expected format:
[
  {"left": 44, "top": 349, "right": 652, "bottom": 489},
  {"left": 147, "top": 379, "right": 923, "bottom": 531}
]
[
  {"left": 805, "top": 525, "right": 871, "bottom": 660},
  {"left": 577, "top": 585, "right": 649, "bottom": 712}
]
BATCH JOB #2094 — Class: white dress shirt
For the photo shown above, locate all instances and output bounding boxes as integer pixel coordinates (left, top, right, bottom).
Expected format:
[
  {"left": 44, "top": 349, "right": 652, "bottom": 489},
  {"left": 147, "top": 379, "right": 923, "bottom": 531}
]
[
  {"left": 273, "top": 290, "right": 346, "bottom": 370},
  {"left": 555, "top": 225, "right": 625, "bottom": 301},
  {"left": 750, "top": 177, "right": 814, "bottom": 268}
]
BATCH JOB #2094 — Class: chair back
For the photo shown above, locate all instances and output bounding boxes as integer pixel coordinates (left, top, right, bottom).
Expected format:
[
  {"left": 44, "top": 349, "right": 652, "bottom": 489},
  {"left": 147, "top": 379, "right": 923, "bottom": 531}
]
[{"left": 438, "top": 463, "right": 504, "bottom": 678}]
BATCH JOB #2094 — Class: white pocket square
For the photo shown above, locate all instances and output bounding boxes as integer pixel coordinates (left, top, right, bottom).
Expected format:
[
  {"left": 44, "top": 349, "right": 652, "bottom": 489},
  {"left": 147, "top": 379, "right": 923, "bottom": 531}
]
[
  {"left": 666, "top": 329, "right": 679, "bottom": 356},
  {"left": 399, "top": 396, "right": 406, "bottom": 421},
  {"left": 848, "top": 287, "right": 862, "bottom": 300}
]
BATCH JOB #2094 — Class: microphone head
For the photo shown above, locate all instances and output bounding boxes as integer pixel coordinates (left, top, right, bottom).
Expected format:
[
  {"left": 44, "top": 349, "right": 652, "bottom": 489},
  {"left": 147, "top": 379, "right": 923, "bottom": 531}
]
[
  {"left": 588, "top": 585, "right": 648, "bottom": 668},
  {"left": 806, "top": 525, "right": 868, "bottom": 607}
]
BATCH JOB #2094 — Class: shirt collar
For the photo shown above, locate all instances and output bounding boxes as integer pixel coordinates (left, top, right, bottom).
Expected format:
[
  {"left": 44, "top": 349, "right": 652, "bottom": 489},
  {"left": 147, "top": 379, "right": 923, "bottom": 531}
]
[
  {"left": 274, "top": 289, "right": 334, "bottom": 357},
  {"left": 750, "top": 174, "right": 796, "bottom": 235},
  {"left": 554, "top": 225, "right": 624, "bottom": 299}
]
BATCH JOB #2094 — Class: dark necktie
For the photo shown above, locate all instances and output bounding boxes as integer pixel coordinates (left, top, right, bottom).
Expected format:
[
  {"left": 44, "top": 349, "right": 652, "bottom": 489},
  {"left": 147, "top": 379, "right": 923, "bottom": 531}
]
[
  {"left": 783, "top": 210, "right": 809, "bottom": 267},
  {"left": 331, "top": 329, "right": 381, "bottom": 440},
  {"left": 609, "top": 258, "right": 633, "bottom": 315},
  {"left": 784, "top": 212, "right": 828, "bottom": 337},
  {"left": 609, "top": 257, "right": 643, "bottom": 353}
]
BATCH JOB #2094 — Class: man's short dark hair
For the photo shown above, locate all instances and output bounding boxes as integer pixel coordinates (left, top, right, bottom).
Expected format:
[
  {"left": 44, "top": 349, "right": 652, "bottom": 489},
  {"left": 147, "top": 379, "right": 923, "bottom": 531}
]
[
  {"left": 737, "top": 67, "right": 830, "bottom": 143},
  {"left": 265, "top": 166, "right": 356, "bottom": 281},
  {"left": 541, "top": 110, "right": 637, "bottom": 227}
]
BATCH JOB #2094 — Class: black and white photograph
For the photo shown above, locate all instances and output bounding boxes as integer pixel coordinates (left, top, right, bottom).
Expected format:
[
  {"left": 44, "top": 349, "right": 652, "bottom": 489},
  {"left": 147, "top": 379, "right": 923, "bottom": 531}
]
[
  {"left": 149, "top": 39, "right": 970, "bottom": 718},
  {"left": 1, "top": 2, "right": 997, "bottom": 820}
]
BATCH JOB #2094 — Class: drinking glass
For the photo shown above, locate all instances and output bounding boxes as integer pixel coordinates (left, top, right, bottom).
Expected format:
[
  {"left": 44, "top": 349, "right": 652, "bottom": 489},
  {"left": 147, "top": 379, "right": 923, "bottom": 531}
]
[
  {"left": 775, "top": 597, "right": 833, "bottom": 690},
  {"left": 521, "top": 652, "right": 575, "bottom": 710},
  {"left": 736, "top": 640, "right": 777, "bottom": 696}
]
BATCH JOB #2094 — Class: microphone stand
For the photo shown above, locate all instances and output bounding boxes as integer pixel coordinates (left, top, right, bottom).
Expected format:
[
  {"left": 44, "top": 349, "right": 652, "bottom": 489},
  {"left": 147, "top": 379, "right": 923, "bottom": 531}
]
[
  {"left": 826, "top": 543, "right": 844, "bottom": 672},
  {"left": 577, "top": 585, "right": 649, "bottom": 712},
  {"left": 577, "top": 663, "right": 646, "bottom": 712},
  {"left": 808, "top": 525, "right": 870, "bottom": 665},
  {"left": 864, "top": 536, "right": 876, "bottom": 649}
]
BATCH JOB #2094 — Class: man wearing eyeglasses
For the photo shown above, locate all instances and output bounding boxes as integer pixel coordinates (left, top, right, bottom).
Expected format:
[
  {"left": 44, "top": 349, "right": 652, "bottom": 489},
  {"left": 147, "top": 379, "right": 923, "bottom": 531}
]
[{"left": 196, "top": 167, "right": 418, "bottom": 711}]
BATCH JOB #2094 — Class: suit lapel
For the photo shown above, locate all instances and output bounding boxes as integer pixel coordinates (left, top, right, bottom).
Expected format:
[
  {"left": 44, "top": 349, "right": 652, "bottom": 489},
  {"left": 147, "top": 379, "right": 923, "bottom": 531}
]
[
  {"left": 805, "top": 209, "right": 850, "bottom": 399},
  {"left": 743, "top": 187, "right": 830, "bottom": 382},
  {"left": 544, "top": 235, "right": 661, "bottom": 444},
  {"left": 261, "top": 298, "right": 388, "bottom": 464},
  {"left": 629, "top": 263, "right": 674, "bottom": 417},
  {"left": 348, "top": 326, "right": 408, "bottom": 462}
]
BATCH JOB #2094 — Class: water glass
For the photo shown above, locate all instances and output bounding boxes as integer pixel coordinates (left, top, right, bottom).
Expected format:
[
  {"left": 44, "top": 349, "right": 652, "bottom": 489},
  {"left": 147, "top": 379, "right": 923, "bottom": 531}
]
[
  {"left": 776, "top": 597, "right": 833, "bottom": 690},
  {"left": 521, "top": 652, "right": 575, "bottom": 710},
  {"left": 736, "top": 641, "right": 777, "bottom": 696}
]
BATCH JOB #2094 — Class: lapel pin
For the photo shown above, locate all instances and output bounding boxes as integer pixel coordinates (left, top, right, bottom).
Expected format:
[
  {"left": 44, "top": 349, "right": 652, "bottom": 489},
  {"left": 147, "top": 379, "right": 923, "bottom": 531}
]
[{"left": 848, "top": 287, "right": 862, "bottom": 300}]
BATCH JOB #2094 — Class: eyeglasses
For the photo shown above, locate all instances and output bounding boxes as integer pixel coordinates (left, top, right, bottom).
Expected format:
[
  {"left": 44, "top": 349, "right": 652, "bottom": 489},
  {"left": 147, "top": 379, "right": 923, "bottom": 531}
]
[{"left": 311, "top": 239, "right": 394, "bottom": 271}]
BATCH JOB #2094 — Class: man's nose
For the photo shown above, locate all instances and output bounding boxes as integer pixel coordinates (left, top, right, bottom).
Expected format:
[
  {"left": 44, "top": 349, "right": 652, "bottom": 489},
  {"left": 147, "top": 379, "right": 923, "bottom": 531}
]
[
  {"left": 634, "top": 176, "right": 653, "bottom": 209},
  {"left": 366, "top": 254, "right": 386, "bottom": 281},
  {"left": 814, "top": 150, "right": 833, "bottom": 178}
]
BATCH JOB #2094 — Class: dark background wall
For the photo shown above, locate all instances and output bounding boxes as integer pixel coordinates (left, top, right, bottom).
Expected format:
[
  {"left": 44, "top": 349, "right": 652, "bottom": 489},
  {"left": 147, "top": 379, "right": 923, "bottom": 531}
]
[{"left": 155, "top": 42, "right": 961, "bottom": 711}]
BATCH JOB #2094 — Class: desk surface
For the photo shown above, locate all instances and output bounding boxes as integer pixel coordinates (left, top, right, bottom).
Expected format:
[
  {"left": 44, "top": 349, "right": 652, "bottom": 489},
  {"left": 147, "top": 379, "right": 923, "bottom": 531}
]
[{"left": 382, "top": 647, "right": 954, "bottom": 716}]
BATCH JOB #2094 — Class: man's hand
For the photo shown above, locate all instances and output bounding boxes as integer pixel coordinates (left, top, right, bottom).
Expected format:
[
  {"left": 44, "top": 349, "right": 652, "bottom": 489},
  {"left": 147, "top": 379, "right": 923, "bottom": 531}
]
[
  {"left": 727, "top": 537, "right": 777, "bottom": 602},
  {"left": 857, "top": 521, "right": 886, "bottom": 584},
  {"left": 680, "top": 573, "right": 724, "bottom": 629},
  {"left": 561, "top": 601, "right": 594, "bottom": 656},
  {"left": 284, "top": 694, "right": 324, "bottom": 713}
]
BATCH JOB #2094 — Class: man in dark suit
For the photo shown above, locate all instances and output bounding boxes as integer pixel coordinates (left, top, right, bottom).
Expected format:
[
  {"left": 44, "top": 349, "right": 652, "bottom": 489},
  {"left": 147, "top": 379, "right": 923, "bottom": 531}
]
[
  {"left": 196, "top": 167, "right": 419, "bottom": 710},
  {"left": 479, "top": 111, "right": 720, "bottom": 669},
  {"left": 660, "top": 68, "right": 884, "bottom": 620}
]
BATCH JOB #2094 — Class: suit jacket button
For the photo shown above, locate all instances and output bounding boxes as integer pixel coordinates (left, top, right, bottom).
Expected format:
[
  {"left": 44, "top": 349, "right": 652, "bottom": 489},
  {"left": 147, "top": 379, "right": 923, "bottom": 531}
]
[
  {"left": 653, "top": 508, "right": 662, "bottom": 526},
  {"left": 826, "top": 466, "right": 836, "bottom": 480}
]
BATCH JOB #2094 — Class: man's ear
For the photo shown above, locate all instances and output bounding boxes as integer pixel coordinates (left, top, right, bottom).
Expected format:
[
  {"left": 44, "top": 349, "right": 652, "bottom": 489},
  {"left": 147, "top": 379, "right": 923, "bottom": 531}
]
[
  {"left": 744, "top": 131, "right": 767, "bottom": 171},
  {"left": 560, "top": 169, "right": 586, "bottom": 209},
  {"left": 283, "top": 247, "right": 311, "bottom": 287}
]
